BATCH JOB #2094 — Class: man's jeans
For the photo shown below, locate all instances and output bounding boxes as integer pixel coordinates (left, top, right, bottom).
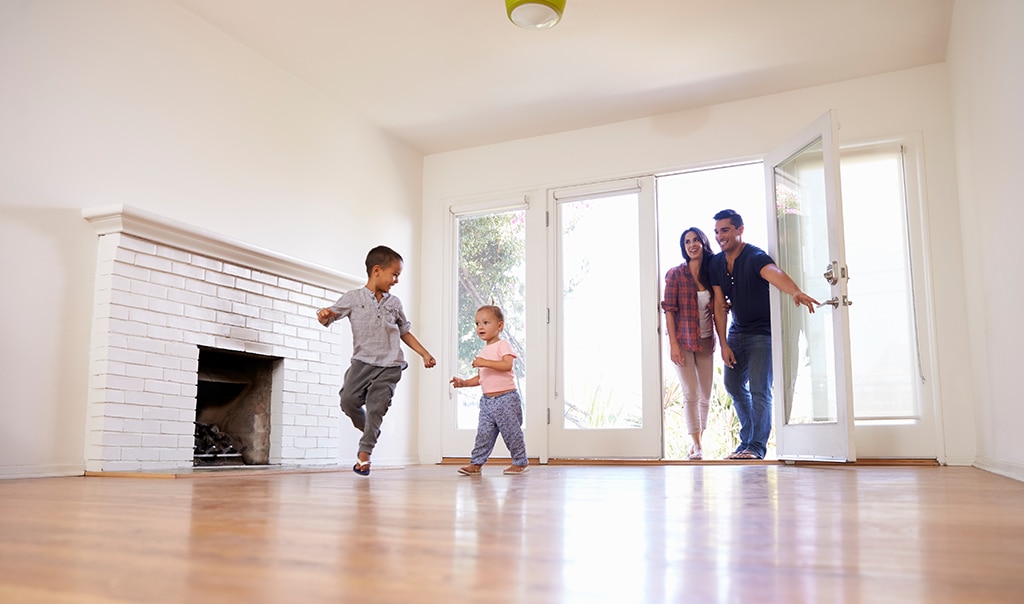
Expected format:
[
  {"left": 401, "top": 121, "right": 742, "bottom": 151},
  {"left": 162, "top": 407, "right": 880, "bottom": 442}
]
[{"left": 723, "top": 332, "right": 773, "bottom": 459}]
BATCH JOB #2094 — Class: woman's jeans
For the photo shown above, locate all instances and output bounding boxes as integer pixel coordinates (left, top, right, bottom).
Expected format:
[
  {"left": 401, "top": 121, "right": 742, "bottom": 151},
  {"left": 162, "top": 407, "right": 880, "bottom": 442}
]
[{"left": 722, "top": 332, "right": 773, "bottom": 458}]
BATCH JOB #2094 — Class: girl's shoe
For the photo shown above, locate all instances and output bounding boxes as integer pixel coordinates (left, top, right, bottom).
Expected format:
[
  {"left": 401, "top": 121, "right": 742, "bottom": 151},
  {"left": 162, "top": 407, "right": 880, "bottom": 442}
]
[
  {"left": 458, "top": 464, "right": 482, "bottom": 476},
  {"left": 352, "top": 459, "right": 371, "bottom": 476},
  {"left": 503, "top": 464, "right": 529, "bottom": 475},
  {"left": 688, "top": 448, "right": 703, "bottom": 461}
]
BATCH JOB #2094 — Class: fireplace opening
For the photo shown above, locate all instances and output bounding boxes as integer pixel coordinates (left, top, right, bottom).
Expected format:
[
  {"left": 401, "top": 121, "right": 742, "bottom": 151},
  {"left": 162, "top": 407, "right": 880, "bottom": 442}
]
[{"left": 194, "top": 347, "right": 277, "bottom": 466}]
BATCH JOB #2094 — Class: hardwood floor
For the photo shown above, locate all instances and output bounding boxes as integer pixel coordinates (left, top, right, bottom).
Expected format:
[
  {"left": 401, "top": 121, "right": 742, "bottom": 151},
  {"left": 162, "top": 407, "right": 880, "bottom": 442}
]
[{"left": 1, "top": 464, "right": 1022, "bottom": 603}]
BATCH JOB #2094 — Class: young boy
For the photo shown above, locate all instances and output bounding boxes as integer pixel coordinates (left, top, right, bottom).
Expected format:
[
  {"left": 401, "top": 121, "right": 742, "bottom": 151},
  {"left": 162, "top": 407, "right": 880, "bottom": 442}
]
[{"left": 317, "top": 246, "right": 436, "bottom": 476}]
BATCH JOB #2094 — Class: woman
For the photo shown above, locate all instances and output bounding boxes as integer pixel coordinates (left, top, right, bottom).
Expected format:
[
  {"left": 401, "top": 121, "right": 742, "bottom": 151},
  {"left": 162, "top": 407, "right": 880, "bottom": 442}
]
[{"left": 661, "top": 227, "right": 717, "bottom": 460}]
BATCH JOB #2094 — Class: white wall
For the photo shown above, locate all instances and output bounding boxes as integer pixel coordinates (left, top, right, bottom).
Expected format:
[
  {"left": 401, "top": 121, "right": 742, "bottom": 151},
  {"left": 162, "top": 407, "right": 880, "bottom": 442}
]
[
  {"left": 420, "top": 64, "right": 974, "bottom": 465},
  {"left": 947, "top": 0, "right": 1024, "bottom": 481},
  {"left": 0, "top": 0, "right": 425, "bottom": 477}
]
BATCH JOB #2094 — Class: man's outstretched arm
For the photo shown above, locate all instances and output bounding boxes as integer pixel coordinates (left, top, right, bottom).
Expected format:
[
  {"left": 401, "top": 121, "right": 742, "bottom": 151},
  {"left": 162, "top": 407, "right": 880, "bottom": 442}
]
[{"left": 760, "top": 263, "right": 819, "bottom": 312}]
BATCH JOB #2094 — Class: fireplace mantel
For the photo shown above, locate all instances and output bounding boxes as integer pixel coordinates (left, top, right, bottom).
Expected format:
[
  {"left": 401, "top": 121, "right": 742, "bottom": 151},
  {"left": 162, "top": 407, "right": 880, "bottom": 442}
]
[{"left": 82, "top": 204, "right": 361, "bottom": 293}]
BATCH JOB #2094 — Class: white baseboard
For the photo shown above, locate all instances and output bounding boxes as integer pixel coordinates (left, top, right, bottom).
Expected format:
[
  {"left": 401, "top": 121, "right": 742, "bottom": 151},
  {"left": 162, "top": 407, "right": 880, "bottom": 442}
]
[
  {"left": 943, "top": 454, "right": 976, "bottom": 467},
  {"left": 0, "top": 464, "right": 85, "bottom": 479},
  {"left": 974, "top": 456, "right": 1024, "bottom": 483}
]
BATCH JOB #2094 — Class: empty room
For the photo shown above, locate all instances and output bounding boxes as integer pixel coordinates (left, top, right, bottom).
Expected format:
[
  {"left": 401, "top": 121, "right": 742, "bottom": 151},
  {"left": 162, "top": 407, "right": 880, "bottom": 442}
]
[{"left": 1, "top": 1, "right": 1022, "bottom": 602}]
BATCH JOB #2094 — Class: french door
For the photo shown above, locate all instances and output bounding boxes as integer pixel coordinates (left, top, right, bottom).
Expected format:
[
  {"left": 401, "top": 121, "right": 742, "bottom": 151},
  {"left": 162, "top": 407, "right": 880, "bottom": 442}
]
[
  {"left": 765, "top": 110, "right": 857, "bottom": 461},
  {"left": 549, "top": 177, "right": 662, "bottom": 458},
  {"left": 443, "top": 200, "right": 528, "bottom": 458},
  {"left": 441, "top": 115, "right": 930, "bottom": 463}
]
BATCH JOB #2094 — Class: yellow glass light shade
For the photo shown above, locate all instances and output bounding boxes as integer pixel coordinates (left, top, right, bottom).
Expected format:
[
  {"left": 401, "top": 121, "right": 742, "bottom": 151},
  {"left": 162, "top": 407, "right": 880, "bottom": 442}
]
[{"left": 505, "top": 0, "right": 566, "bottom": 30}]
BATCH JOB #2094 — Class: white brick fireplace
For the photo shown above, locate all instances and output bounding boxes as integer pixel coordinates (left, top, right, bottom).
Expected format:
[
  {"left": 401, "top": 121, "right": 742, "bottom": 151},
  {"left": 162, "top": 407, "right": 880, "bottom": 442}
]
[{"left": 82, "top": 205, "right": 360, "bottom": 472}]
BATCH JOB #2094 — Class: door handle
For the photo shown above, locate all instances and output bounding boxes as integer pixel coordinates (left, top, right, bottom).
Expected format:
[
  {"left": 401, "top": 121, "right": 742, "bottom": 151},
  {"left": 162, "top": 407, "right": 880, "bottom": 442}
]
[
  {"left": 818, "top": 295, "right": 853, "bottom": 309},
  {"left": 823, "top": 262, "right": 838, "bottom": 286}
]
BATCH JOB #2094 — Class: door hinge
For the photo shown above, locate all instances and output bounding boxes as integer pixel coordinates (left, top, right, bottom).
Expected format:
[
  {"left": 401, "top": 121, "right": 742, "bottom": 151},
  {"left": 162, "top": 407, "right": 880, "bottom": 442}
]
[
  {"left": 545, "top": 210, "right": 549, "bottom": 227},
  {"left": 547, "top": 408, "right": 550, "bottom": 425},
  {"left": 546, "top": 307, "right": 550, "bottom": 324}
]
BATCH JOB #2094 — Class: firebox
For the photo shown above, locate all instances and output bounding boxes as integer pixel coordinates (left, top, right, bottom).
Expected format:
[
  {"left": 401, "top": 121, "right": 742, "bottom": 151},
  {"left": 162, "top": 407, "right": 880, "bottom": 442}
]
[{"left": 194, "top": 347, "right": 279, "bottom": 466}]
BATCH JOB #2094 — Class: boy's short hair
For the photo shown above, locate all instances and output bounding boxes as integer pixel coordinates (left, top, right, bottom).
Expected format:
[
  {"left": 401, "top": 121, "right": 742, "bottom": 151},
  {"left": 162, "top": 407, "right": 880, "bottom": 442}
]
[
  {"left": 713, "top": 209, "right": 744, "bottom": 228},
  {"left": 365, "top": 246, "right": 403, "bottom": 276},
  {"left": 477, "top": 305, "right": 504, "bottom": 323}
]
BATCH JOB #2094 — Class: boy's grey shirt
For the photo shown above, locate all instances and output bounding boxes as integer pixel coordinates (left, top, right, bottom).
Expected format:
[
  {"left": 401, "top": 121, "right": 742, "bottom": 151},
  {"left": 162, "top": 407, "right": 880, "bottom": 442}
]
[{"left": 325, "top": 287, "right": 412, "bottom": 369}]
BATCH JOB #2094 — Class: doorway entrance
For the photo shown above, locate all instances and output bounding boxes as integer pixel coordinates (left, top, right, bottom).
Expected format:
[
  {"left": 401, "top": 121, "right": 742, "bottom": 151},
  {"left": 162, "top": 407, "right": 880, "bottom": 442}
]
[
  {"left": 656, "top": 163, "right": 767, "bottom": 460},
  {"left": 656, "top": 134, "right": 934, "bottom": 460}
]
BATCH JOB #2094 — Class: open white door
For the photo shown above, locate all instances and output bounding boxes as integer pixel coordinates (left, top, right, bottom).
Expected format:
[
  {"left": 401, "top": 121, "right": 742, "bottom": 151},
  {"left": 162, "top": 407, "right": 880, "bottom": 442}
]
[{"left": 765, "top": 110, "right": 856, "bottom": 462}]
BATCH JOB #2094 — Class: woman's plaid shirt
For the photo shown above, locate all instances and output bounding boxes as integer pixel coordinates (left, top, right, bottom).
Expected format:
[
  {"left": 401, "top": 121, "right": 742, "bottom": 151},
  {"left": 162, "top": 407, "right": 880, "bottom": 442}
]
[{"left": 661, "top": 263, "right": 714, "bottom": 352}]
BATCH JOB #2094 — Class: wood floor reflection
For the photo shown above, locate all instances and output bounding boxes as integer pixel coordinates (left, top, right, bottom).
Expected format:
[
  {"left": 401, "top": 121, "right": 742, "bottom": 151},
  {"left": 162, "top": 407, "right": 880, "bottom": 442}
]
[{"left": 1, "top": 465, "right": 1022, "bottom": 603}]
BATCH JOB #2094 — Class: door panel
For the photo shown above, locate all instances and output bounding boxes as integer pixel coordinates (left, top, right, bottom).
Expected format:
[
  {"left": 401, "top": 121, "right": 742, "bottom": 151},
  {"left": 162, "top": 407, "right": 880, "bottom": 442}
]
[
  {"left": 765, "top": 111, "right": 856, "bottom": 461},
  {"left": 550, "top": 177, "right": 662, "bottom": 458},
  {"left": 443, "top": 203, "right": 527, "bottom": 457},
  {"left": 841, "top": 140, "right": 937, "bottom": 458}
]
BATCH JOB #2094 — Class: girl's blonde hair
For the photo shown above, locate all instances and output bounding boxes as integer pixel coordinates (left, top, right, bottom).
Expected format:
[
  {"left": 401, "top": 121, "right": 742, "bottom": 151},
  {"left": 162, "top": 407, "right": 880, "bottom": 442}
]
[{"left": 477, "top": 305, "right": 504, "bottom": 322}]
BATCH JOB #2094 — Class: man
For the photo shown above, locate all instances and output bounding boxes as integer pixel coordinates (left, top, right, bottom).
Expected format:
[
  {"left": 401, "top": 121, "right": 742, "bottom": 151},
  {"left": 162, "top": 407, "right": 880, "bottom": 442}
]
[{"left": 708, "top": 209, "right": 818, "bottom": 460}]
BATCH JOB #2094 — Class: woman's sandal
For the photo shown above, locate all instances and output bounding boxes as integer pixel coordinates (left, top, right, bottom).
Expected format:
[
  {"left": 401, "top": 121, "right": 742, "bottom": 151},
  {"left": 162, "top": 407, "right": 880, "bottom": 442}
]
[{"left": 352, "top": 459, "right": 371, "bottom": 476}]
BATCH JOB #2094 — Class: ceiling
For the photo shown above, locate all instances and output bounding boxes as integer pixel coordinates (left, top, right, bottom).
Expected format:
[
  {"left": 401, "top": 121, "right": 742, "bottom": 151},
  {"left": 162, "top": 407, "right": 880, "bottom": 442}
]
[{"left": 172, "top": 0, "right": 953, "bottom": 155}]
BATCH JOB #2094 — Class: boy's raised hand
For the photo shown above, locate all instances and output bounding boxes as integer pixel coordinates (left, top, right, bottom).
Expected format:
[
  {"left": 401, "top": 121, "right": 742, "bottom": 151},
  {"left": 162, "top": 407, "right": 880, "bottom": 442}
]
[{"left": 316, "top": 307, "right": 338, "bottom": 326}]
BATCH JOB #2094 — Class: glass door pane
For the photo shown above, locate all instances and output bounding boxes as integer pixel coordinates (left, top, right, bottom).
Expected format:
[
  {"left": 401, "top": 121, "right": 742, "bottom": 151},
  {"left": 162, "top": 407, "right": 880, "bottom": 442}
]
[
  {"left": 774, "top": 139, "right": 838, "bottom": 425},
  {"left": 560, "top": 194, "right": 643, "bottom": 429},
  {"left": 841, "top": 148, "right": 918, "bottom": 419},
  {"left": 443, "top": 207, "right": 527, "bottom": 457},
  {"left": 454, "top": 210, "right": 527, "bottom": 428}
]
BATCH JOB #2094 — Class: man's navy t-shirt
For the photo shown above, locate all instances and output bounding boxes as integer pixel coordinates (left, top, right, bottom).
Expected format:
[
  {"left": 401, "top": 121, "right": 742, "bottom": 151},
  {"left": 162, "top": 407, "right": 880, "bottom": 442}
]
[{"left": 708, "top": 244, "right": 774, "bottom": 336}]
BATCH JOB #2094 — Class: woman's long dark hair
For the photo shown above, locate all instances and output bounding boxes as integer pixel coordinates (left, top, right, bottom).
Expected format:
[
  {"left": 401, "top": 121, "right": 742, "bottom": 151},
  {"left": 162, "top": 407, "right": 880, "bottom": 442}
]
[{"left": 679, "top": 227, "right": 714, "bottom": 289}]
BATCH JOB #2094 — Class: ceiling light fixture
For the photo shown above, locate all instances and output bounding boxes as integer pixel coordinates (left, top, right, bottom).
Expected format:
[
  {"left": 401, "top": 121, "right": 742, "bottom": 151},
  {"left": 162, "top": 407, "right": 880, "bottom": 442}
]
[{"left": 505, "top": 0, "right": 565, "bottom": 30}]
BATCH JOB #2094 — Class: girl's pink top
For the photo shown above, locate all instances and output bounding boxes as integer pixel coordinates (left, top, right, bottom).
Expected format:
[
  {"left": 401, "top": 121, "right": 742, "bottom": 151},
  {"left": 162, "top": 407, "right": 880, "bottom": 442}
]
[{"left": 478, "top": 339, "right": 517, "bottom": 393}]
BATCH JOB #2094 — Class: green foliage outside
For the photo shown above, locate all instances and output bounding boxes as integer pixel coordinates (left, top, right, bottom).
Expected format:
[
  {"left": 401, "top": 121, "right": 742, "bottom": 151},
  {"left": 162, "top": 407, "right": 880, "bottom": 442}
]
[
  {"left": 564, "top": 381, "right": 642, "bottom": 429},
  {"left": 663, "top": 366, "right": 738, "bottom": 459},
  {"left": 663, "top": 364, "right": 776, "bottom": 459},
  {"left": 454, "top": 211, "right": 527, "bottom": 393}
]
